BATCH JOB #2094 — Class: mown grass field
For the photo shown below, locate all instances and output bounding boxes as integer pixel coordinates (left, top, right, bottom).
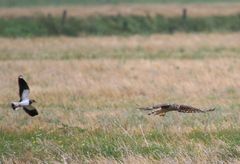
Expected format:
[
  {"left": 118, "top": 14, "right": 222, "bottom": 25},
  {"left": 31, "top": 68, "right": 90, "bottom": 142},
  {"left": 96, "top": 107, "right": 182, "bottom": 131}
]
[
  {"left": 0, "top": 32, "right": 240, "bottom": 163},
  {"left": 0, "top": 33, "right": 240, "bottom": 60},
  {"left": 0, "top": 0, "right": 240, "bottom": 7},
  {"left": 1, "top": 4, "right": 240, "bottom": 18}
]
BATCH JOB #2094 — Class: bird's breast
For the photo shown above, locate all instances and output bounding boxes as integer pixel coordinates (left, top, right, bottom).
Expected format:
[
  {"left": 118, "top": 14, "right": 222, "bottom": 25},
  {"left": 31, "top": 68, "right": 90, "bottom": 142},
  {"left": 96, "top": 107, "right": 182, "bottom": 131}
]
[{"left": 19, "top": 99, "right": 30, "bottom": 106}]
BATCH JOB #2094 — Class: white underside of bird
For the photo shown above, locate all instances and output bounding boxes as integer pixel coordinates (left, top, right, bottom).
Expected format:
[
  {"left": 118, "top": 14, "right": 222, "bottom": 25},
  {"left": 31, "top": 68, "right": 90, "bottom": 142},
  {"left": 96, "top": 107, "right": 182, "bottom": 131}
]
[{"left": 11, "top": 99, "right": 31, "bottom": 110}]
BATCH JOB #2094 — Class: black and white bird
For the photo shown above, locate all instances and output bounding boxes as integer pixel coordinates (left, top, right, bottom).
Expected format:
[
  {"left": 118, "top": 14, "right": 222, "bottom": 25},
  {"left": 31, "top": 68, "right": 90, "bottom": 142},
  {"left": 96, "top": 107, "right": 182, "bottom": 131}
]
[{"left": 11, "top": 75, "right": 38, "bottom": 117}]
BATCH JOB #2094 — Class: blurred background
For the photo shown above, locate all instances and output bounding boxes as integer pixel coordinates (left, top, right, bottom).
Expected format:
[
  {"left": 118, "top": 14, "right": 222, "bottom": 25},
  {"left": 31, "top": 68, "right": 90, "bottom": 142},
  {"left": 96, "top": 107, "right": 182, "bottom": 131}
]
[{"left": 0, "top": 0, "right": 240, "bottom": 37}]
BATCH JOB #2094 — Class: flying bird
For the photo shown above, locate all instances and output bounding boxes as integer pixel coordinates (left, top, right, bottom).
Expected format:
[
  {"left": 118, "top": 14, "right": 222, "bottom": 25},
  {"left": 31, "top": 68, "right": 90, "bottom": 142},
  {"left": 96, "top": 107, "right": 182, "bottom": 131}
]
[
  {"left": 139, "top": 103, "right": 215, "bottom": 116},
  {"left": 11, "top": 75, "right": 38, "bottom": 117}
]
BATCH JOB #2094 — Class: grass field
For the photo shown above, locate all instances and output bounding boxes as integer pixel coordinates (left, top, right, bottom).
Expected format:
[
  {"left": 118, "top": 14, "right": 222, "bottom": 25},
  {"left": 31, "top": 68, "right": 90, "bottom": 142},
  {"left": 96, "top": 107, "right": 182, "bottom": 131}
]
[
  {"left": 1, "top": 14, "right": 240, "bottom": 37},
  {"left": 1, "top": 0, "right": 240, "bottom": 7},
  {"left": 0, "top": 59, "right": 239, "bottom": 163},
  {"left": 0, "top": 1, "right": 240, "bottom": 162},
  {"left": 1, "top": 4, "right": 240, "bottom": 18},
  {"left": 0, "top": 32, "right": 240, "bottom": 162},
  {"left": 1, "top": 3, "right": 240, "bottom": 37},
  {"left": 0, "top": 33, "right": 240, "bottom": 60}
]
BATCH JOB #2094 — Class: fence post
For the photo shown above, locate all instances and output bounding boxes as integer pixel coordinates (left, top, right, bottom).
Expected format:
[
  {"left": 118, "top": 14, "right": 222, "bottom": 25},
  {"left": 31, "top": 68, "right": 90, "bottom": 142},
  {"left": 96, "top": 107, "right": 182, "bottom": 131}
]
[
  {"left": 61, "top": 10, "right": 67, "bottom": 27},
  {"left": 182, "top": 8, "right": 187, "bottom": 20}
]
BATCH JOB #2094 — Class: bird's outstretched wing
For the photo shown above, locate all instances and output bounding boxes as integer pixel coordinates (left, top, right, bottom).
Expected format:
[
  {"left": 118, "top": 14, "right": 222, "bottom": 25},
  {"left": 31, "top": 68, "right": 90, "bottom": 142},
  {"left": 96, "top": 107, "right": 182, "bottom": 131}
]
[
  {"left": 18, "top": 75, "right": 30, "bottom": 101},
  {"left": 23, "top": 105, "right": 38, "bottom": 117},
  {"left": 177, "top": 104, "right": 215, "bottom": 113}
]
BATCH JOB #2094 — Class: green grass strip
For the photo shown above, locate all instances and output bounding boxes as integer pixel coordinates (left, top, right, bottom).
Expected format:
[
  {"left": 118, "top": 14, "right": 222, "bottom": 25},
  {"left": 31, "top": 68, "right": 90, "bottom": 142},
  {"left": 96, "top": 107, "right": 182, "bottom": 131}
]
[{"left": 0, "top": 14, "right": 240, "bottom": 37}]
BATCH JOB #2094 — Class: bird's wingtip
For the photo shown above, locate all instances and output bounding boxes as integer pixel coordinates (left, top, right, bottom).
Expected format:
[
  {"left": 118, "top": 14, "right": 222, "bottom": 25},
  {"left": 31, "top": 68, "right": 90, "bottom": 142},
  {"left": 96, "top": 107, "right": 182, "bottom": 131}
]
[
  {"left": 135, "top": 103, "right": 146, "bottom": 110},
  {"left": 206, "top": 108, "right": 215, "bottom": 112},
  {"left": 210, "top": 108, "right": 215, "bottom": 111},
  {"left": 138, "top": 107, "right": 153, "bottom": 111},
  {"left": 18, "top": 75, "right": 24, "bottom": 79}
]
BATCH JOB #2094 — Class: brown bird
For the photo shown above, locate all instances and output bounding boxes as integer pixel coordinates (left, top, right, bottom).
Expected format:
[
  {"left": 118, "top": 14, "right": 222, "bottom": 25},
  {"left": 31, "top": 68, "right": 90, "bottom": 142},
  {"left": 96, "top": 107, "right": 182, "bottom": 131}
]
[{"left": 139, "top": 103, "right": 215, "bottom": 116}]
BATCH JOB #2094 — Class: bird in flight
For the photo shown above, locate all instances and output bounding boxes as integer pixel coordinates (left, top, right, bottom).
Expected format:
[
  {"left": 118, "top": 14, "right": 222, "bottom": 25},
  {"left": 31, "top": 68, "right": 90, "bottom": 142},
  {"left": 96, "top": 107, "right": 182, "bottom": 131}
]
[
  {"left": 139, "top": 103, "right": 215, "bottom": 116},
  {"left": 11, "top": 75, "right": 38, "bottom": 117}
]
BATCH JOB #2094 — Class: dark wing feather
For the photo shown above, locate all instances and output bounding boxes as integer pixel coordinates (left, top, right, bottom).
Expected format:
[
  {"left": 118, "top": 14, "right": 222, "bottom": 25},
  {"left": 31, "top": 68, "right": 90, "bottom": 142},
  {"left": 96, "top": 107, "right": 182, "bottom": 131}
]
[
  {"left": 23, "top": 105, "right": 38, "bottom": 117},
  {"left": 177, "top": 105, "right": 215, "bottom": 113},
  {"left": 18, "top": 75, "right": 30, "bottom": 100}
]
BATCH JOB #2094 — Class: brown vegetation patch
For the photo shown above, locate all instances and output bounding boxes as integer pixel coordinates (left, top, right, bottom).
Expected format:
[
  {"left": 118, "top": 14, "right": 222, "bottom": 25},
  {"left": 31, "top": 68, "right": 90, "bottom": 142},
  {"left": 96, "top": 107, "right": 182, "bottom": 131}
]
[
  {"left": 0, "top": 33, "right": 240, "bottom": 60},
  {"left": 0, "top": 4, "right": 240, "bottom": 18},
  {"left": 0, "top": 59, "right": 239, "bottom": 130}
]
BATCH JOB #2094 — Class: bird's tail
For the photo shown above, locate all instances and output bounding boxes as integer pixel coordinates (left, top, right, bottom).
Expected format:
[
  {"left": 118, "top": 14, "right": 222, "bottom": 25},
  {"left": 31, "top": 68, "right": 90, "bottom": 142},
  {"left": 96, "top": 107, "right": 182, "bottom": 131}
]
[{"left": 11, "top": 102, "right": 18, "bottom": 110}]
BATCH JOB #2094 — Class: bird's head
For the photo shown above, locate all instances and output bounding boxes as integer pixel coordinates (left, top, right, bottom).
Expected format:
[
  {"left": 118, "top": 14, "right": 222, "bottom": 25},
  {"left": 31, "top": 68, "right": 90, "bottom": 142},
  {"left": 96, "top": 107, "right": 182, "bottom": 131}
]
[{"left": 30, "top": 99, "right": 37, "bottom": 104}]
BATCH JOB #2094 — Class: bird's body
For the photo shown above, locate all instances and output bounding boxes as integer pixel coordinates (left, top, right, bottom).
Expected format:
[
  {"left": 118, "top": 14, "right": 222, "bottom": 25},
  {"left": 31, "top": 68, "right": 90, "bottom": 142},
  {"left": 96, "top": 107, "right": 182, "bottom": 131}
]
[
  {"left": 12, "top": 99, "right": 32, "bottom": 109},
  {"left": 139, "top": 103, "right": 215, "bottom": 116},
  {"left": 11, "top": 75, "right": 38, "bottom": 117}
]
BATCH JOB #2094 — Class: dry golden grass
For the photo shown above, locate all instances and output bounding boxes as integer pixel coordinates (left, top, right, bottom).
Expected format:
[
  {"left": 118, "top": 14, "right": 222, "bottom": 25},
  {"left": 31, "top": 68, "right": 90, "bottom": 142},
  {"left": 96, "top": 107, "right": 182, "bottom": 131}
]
[
  {"left": 1, "top": 33, "right": 240, "bottom": 60},
  {"left": 1, "top": 3, "right": 240, "bottom": 18},
  {"left": 0, "top": 58, "right": 240, "bottom": 163},
  {"left": 0, "top": 58, "right": 239, "bottom": 162},
  {"left": 0, "top": 33, "right": 240, "bottom": 162},
  {"left": 0, "top": 59, "right": 239, "bottom": 130}
]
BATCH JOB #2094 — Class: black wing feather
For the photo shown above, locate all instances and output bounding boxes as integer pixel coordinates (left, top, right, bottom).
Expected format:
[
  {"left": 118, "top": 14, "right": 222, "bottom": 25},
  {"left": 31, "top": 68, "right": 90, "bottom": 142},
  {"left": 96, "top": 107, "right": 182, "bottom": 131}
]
[
  {"left": 23, "top": 106, "right": 38, "bottom": 117},
  {"left": 18, "top": 75, "right": 29, "bottom": 99}
]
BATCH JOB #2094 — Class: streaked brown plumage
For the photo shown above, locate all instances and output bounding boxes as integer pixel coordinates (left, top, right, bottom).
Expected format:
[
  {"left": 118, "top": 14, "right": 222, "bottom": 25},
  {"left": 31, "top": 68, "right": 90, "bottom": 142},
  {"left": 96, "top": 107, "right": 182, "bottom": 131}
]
[{"left": 139, "top": 103, "right": 215, "bottom": 116}]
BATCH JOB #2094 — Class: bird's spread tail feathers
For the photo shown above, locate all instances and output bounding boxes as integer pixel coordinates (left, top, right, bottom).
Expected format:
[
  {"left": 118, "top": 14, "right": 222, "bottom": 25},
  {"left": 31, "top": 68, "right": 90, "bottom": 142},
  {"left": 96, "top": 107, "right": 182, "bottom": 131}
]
[
  {"left": 11, "top": 102, "right": 19, "bottom": 110},
  {"left": 11, "top": 103, "right": 16, "bottom": 110}
]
